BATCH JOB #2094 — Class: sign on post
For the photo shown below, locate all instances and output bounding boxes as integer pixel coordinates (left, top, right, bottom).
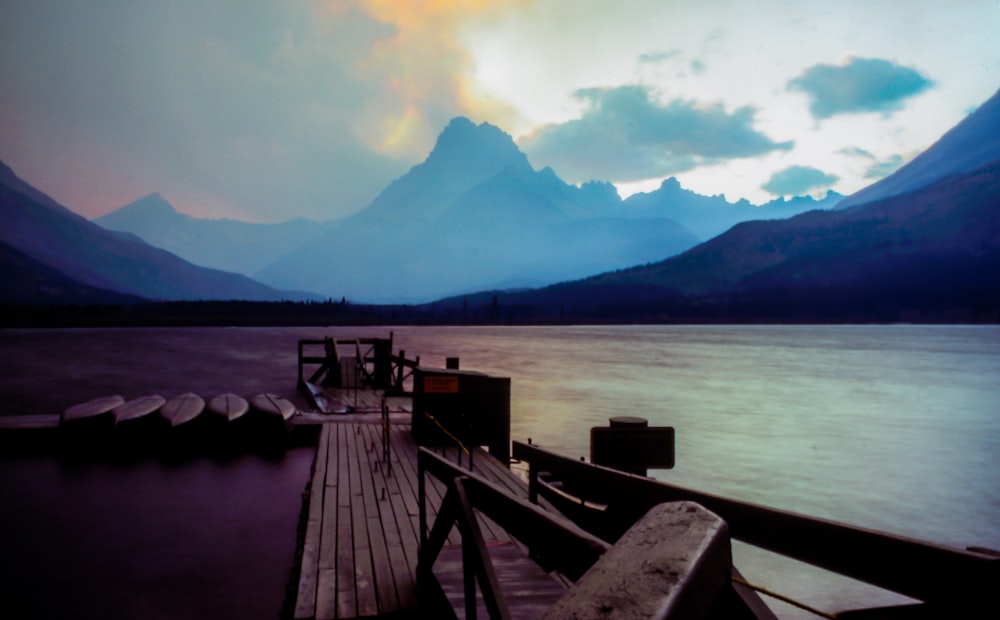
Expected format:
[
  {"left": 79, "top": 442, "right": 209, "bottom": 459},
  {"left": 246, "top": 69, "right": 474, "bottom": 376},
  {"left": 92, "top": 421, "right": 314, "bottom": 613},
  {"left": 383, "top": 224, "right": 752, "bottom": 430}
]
[{"left": 423, "top": 375, "right": 460, "bottom": 394}]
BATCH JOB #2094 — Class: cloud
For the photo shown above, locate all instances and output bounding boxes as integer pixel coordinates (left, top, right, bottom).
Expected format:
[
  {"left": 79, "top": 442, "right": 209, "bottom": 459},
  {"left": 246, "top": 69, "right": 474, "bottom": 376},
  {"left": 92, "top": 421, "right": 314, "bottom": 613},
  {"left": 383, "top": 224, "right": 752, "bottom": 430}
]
[
  {"left": 788, "top": 57, "right": 933, "bottom": 119},
  {"left": 838, "top": 147, "right": 906, "bottom": 180},
  {"left": 838, "top": 146, "right": 876, "bottom": 159},
  {"left": 638, "top": 50, "right": 681, "bottom": 64},
  {"left": 518, "top": 85, "right": 792, "bottom": 183},
  {"left": 0, "top": 0, "right": 527, "bottom": 221},
  {"left": 863, "top": 154, "right": 905, "bottom": 179},
  {"left": 352, "top": 0, "right": 526, "bottom": 157},
  {"left": 762, "top": 165, "right": 839, "bottom": 197}
]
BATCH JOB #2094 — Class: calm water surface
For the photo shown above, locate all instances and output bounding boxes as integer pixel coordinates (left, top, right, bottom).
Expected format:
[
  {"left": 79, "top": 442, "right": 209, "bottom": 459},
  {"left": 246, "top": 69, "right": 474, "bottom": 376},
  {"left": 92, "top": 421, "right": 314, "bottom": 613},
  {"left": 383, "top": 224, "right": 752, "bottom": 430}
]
[
  {"left": 390, "top": 324, "right": 1000, "bottom": 617},
  {"left": 2, "top": 324, "right": 997, "bottom": 618},
  {"left": 388, "top": 325, "right": 1000, "bottom": 548}
]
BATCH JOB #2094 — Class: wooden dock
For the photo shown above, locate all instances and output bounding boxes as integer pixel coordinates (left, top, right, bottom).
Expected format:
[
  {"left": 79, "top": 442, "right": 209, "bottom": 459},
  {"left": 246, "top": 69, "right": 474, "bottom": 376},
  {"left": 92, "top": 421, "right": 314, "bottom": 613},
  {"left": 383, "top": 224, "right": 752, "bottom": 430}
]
[
  {"left": 292, "top": 410, "right": 568, "bottom": 619},
  {"left": 12, "top": 332, "right": 990, "bottom": 619}
]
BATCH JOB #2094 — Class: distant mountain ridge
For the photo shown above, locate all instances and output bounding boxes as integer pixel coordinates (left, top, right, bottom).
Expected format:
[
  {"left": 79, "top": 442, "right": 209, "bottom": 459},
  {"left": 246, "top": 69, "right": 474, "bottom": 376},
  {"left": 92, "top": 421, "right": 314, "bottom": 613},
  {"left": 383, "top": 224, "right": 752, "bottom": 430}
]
[
  {"left": 0, "top": 239, "right": 144, "bottom": 305},
  {"left": 430, "top": 88, "right": 1000, "bottom": 321},
  {"left": 250, "top": 117, "right": 837, "bottom": 302},
  {"left": 96, "top": 193, "right": 324, "bottom": 276},
  {"left": 838, "top": 87, "right": 1000, "bottom": 209},
  {"left": 89, "top": 116, "right": 841, "bottom": 303},
  {"left": 0, "top": 162, "right": 313, "bottom": 303},
  {"left": 355, "top": 117, "right": 534, "bottom": 226},
  {"left": 470, "top": 151, "right": 1000, "bottom": 321},
  {"left": 623, "top": 177, "right": 842, "bottom": 240},
  {"left": 253, "top": 118, "right": 701, "bottom": 302},
  {"left": 603, "top": 161, "right": 1000, "bottom": 296}
]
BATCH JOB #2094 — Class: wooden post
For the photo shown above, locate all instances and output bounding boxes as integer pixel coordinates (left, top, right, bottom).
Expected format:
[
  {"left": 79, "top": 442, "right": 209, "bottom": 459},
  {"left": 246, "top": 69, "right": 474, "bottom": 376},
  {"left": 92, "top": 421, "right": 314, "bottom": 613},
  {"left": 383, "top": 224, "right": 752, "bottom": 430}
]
[
  {"left": 396, "top": 350, "right": 405, "bottom": 391},
  {"left": 297, "top": 340, "right": 305, "bottom": 389},
  {"left": 543, "top": 502, "right": 732, "bottom": 620},
  {"left": 373, "top": 338, "right": 392, "bottom": 389}
]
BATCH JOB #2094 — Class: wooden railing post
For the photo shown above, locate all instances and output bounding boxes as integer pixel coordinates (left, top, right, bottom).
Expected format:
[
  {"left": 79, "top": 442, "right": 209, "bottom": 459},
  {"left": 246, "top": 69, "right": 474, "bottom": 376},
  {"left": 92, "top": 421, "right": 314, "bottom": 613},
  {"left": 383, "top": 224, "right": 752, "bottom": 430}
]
[
  {"left": 454, "top": 478, "right": 511, "bottom": 620},
  {"left": 296, "top": 339, "right": 305, "bottom": 389},
  {"left": 543, "top": 502, "right": 731, "bottom": 620}
]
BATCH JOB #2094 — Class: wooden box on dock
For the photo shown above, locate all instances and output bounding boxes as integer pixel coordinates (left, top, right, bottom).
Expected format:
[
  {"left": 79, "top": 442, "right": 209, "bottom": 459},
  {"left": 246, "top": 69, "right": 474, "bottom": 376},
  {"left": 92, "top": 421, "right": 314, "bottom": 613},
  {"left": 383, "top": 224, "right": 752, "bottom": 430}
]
[{"left": 411, "top": 367, "right": 511, "bottom": 465}]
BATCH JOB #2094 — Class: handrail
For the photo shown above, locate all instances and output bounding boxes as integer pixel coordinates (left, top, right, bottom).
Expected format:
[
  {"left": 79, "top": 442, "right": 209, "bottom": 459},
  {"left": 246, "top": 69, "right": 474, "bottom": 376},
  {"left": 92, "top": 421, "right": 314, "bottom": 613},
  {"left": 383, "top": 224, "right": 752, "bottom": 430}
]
[
  {"left": 419, "top": 474, "right": 510, "bottom": 620},
  {"left": 296, "top": 337, "right": 342, "bottom": 389},
  {"left": 417, "top": 448, "right": 610, "bottom": 581},
  {"left": 389, "top": 350, "right": 419, "bottom": 394},
  {"left": 513, "top": 441, "right": 998, "bottom": 611},
  {"left": 417, "top": 448, "right": 614, "bottom": 619}
]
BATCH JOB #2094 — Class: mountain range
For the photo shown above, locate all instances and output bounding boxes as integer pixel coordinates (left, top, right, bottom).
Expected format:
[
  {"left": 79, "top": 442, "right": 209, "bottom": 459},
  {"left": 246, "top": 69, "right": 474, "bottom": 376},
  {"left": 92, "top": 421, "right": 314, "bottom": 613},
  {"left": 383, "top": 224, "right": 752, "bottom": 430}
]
[
  {"left": 837, "top": 88, "right": 1000, "bottom": 210},
  {"left": 0, "top": 161, "right": 312, "bottom": 304},
  {"left": 447, "top": 88, "right": 1000, "bottom": 322},
  {"left": 95, "top": 117, "right": 838, "bottom": 302},
  {"left": 96, "top": 193, "right": 324, "bottom": 277},
  {"left": 3, "top": 86, "right": 997, "bottom": 319}
]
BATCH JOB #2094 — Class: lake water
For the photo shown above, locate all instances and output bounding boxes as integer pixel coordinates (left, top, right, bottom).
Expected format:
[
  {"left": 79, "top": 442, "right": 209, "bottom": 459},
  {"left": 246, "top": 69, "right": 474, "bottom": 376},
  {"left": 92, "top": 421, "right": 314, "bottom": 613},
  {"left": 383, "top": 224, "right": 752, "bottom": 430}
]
[
  {"left": 367, "top": 324, "right": 1000, "bottom": 616},
  {"left": 2, "top": 324, "right": 998, "bottom": 618}
]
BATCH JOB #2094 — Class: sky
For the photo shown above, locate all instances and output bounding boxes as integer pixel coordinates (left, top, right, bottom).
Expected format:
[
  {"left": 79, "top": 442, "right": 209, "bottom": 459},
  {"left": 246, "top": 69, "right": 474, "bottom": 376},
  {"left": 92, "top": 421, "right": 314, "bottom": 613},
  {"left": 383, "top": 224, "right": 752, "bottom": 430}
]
[{"left": 1, "top": 0, "right": 998, "bottom": 223}]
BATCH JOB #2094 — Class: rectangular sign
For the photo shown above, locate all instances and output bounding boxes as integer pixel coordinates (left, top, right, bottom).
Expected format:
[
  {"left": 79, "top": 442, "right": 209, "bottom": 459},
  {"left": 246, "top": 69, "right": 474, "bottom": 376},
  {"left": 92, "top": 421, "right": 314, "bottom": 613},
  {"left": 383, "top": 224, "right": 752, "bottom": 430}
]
[
  {"left": 423, "top": 375, "right": 460, "bottom": 394},
  {"left": 590, "top": 427, "right": 675, "bottom": 470}
]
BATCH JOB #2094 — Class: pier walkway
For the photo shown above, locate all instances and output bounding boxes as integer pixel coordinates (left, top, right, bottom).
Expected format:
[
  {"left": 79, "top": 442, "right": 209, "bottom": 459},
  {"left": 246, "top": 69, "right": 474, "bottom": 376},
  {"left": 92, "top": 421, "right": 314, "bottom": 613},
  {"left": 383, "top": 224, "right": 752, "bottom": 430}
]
[{"left": 292, "top": 408, "right": 568, "bottom": 619}]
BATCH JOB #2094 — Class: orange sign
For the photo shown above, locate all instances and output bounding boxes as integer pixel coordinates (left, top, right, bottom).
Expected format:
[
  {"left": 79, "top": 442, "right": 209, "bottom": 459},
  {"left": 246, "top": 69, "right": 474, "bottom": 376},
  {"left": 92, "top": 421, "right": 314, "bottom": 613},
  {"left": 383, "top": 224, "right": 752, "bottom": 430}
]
[{"left": 424, "top": 376, "right": 460, "bottom": 394}]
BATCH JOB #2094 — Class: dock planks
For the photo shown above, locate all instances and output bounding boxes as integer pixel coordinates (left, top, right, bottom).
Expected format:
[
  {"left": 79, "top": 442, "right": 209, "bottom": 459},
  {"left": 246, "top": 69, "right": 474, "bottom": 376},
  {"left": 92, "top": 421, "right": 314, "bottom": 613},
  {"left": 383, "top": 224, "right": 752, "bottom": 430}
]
[{"left": 293, "top": 397, "right": 567, "bottom": 619}]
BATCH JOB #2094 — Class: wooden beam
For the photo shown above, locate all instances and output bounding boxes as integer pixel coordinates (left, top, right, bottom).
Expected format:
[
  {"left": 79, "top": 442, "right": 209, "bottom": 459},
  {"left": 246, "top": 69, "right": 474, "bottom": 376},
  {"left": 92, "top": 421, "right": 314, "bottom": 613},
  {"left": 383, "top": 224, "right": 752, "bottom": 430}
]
[
  {"left": 418, "top": 448, "right": 610, "bottom": 582},
  {"left": 543, "top": 502, "right": 731, "bottom": 620},
  {"left": 513, "top": 441, "right": 999, "bottom": 605}
]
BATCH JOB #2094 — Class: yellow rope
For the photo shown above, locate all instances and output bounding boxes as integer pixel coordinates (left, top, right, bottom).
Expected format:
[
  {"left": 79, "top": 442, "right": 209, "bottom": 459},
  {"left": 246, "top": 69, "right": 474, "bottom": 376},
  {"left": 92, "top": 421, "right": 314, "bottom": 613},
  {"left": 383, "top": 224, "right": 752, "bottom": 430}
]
[
  {"left": 423, "top": 413, "right": 471, "bottom": 455},
  {"left": 732, "top": 576, "right": 838, "bottom": 619}
]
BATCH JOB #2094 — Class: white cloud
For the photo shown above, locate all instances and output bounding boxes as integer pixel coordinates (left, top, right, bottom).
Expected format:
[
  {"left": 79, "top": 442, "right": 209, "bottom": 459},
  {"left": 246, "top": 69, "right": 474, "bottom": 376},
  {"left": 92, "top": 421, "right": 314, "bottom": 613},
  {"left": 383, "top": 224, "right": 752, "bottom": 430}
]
[
  {"left": 1, "top": 0, "right": 997, "bottom": 220},
  {"left": 518, "top": 85, "right": 792, "bottom": 183},
  {"left": 788, "top": 57, "right": 934, "bottom": 119},
  {"left": 762, "top": 165, "right": 839, "bottom": 197}
]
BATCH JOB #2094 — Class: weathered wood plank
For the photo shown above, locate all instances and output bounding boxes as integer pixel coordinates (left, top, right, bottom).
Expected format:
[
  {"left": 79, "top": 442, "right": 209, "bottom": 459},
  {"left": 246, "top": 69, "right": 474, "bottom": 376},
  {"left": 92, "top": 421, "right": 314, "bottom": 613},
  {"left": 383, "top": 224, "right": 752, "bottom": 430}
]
[
  {"left": 335, "top": 424, "right": 357, "bottom": 619},
  {"left": 315, "top": 568, "right": 337, "bottom": 620},
  {"left": 434, "top": 542, "right": 568, "bottom": 620},
  {"left": 348, "top": 424, "right": 378, "bottom": 618},
  {"left": 360, "top": 424, "right": 418, "bottom": 610},
  {"left": 295, "top": 411, "right": 583, "bottom": 619},
  {"left": 392, "top": 426, "right": 462, "bottom": 546},
  {"left": 315, "top": 427, "right": 339, "bottom": 619},
  {"left": 295, "top": 424, "right": 330, "bottom": 619},
  {"left": 381, "top": 426, "right": 428, "bottom": 609},
  {"left": 355, "top": 423, "right": 399, "bottom": 614}
]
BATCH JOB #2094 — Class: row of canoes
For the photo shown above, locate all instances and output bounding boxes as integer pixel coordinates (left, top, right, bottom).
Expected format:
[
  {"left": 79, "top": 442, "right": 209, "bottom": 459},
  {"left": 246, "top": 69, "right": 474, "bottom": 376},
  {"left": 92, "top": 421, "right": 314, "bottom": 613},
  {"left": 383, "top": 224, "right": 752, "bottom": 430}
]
[{"left": 61, "top": 392, "right": 298, "bottom": 428}]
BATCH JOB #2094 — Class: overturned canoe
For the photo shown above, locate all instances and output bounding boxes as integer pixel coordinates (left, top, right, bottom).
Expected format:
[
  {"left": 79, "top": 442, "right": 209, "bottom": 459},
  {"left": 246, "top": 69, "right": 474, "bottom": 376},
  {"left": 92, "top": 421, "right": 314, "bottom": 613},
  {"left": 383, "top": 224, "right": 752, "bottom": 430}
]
[
  {"left": 112, "top": 395, "right": 166, "bottom": 425},
  {"left": 207, "top": 393, "right": 249, "bottom": 422},
  {"left": 160, "top": 392, "right": 205, "bottom": 427},
  {"left": 249, "top": 393, "right": 297, "bottom": 421},
  {"left": 62, "top": 395, "right": 125, "bottom": 424}
]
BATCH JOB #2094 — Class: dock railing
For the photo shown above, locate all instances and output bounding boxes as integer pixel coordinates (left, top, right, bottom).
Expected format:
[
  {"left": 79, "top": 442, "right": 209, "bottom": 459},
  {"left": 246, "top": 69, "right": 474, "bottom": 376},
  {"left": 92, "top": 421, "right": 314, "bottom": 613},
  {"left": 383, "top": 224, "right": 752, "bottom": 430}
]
[
  {"left": 297, "top": 337, "right": 342, "bottom": 389},
  {"left": 513, "top": 440, "right": 999, "bottom": 618},
  {"left": 417, "top": 447, "right": 612, "bottom": 619},
  {"left": 417, "top": 447, "right": 764, "bottom": 619},
  {"left": 297, "top": 333, "right": 421, "bottom": 397}
]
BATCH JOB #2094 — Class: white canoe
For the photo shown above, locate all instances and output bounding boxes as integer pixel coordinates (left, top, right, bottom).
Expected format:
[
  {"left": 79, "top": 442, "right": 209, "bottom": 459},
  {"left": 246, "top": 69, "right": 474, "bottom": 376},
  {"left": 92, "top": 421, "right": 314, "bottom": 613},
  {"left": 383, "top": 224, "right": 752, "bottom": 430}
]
[
  {"left": 250, "top": 393, "right": 297, "bottom": 421},
  {"left": 112, "top": 395, "right": 166, "bottom": 424},
  {"left": 160, "top": 392, "right": 205, "bottom": 427},
  {"left": 62, "top": 395, "right": 125, "bottom": 423},
  {"left": 207, "top": 393, "right": 249, "bottom": 422}
]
